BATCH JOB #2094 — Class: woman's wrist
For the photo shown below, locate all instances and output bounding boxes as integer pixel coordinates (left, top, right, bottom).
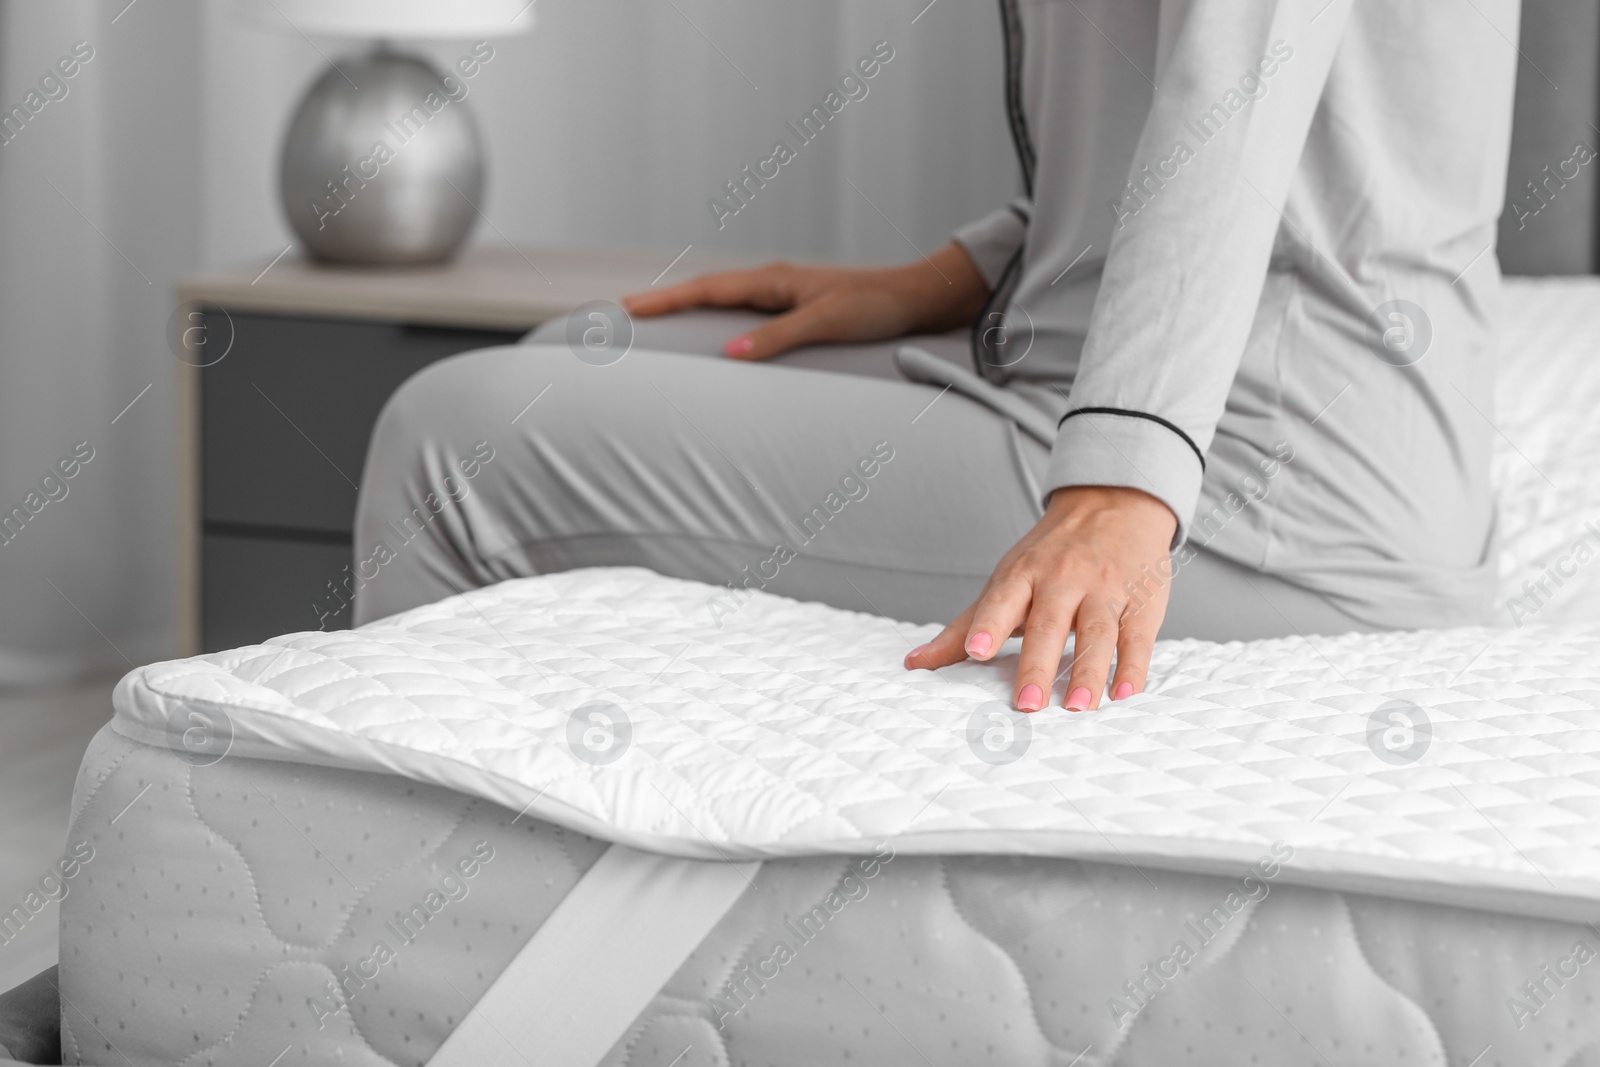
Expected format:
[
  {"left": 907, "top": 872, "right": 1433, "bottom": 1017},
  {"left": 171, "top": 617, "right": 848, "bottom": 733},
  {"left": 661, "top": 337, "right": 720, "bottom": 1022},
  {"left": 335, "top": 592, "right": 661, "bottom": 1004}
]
[
  {"left": 886, "top": 242, "right": 991, "bottom": 335},
  {"left": 1046, "top": 485, "right": 1178, "bottom": 545}
]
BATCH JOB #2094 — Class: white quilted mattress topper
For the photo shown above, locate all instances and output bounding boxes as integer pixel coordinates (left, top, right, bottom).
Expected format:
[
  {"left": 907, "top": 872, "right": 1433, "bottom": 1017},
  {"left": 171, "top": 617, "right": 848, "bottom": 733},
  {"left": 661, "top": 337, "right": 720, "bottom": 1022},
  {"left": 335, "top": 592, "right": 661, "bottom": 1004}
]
[
  {"left": 1494, "top": 277, "right": 1600, "bottom": 626},
  {"left": 111, "top": 567, "right": 1600, "bottom": 923}
]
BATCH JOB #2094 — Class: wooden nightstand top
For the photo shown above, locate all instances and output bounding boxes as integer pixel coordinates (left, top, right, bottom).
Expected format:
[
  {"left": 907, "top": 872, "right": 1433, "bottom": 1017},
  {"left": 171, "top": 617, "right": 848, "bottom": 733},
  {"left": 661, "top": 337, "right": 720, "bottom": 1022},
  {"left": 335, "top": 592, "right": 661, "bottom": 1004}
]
[{"left": 175, "top": 243, "right": 761, "bottom": 331}]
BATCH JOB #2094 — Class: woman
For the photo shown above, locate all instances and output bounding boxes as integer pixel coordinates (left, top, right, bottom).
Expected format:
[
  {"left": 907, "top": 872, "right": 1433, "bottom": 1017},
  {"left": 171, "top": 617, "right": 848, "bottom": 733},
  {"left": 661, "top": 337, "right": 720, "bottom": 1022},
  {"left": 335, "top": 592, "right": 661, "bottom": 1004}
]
[{"left": 353, "top": 0, "right": 1513, "bottom": 713}]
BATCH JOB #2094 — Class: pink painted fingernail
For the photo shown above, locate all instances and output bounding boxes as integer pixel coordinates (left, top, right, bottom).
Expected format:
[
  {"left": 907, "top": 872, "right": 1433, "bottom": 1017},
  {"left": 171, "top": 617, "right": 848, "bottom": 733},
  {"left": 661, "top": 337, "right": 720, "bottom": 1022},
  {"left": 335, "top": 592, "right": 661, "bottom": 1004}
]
[
  {"left": 1113, "top": 682, "right": 1134, "bottom": 701},
  {"left": 965, "top": 632, "right": 994, "bottom": 658},
  {"left": 1066, "top": 686, "right": 1093, "bottom": 711},
  {"left": 1016, "top": 684, "right": 1044, "bottom": 712},
  {"left": 904, "top": 644, "right": 929, "bottom": 669},
  {"left": 724, "top": 336, "right": 754, "bottom": 357}
]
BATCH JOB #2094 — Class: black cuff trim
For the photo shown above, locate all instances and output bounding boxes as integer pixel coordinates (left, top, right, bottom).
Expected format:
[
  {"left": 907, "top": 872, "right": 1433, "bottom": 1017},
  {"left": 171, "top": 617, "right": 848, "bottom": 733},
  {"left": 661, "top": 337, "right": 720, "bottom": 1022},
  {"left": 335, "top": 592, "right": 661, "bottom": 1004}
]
[{"left": 1057, "top": 407, "right": 1206, "bottom": 471}]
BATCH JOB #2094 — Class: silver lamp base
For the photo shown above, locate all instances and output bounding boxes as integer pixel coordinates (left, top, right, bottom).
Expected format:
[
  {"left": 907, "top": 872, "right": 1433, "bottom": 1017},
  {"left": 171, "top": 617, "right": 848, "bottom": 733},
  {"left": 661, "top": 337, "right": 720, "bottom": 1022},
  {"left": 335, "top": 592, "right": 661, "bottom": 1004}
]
[{"left": 279, "top": 49, "right": 485, "bottom": 266}]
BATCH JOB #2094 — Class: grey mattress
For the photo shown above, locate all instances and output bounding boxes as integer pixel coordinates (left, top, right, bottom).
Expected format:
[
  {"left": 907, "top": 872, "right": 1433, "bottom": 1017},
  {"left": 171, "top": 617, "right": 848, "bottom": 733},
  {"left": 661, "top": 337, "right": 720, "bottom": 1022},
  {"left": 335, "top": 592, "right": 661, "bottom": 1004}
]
[{"left": 54, "top": 726, "right": 1600, "bottom": 1066}]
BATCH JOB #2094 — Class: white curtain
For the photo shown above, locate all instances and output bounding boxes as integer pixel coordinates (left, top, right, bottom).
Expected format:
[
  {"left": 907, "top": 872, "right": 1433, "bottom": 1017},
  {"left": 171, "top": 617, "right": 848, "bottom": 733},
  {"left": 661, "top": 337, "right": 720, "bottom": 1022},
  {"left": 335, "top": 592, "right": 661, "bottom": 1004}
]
[
  {"left": 0, "top": 0, "right": 1019, "bottom": 685},
  {"left": 0, "top": 0, "right": 200, "bottom": 685}
]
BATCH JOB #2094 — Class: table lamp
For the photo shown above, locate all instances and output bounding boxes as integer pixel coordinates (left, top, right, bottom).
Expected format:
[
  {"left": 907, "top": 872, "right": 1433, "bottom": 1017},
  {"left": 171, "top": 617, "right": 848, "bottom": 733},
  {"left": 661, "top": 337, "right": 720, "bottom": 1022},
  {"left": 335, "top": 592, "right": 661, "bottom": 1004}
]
[{"left": 237, "top": 0, "right": 535, "bottom": 265}]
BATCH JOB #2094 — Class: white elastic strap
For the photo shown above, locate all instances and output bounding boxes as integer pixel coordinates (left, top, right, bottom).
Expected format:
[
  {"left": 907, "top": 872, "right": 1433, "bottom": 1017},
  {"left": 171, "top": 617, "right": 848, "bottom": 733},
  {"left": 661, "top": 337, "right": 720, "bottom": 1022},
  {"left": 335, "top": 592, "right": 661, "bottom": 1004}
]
[{"left": 428, "top": 844, "right": 760, "bottom": 1067}]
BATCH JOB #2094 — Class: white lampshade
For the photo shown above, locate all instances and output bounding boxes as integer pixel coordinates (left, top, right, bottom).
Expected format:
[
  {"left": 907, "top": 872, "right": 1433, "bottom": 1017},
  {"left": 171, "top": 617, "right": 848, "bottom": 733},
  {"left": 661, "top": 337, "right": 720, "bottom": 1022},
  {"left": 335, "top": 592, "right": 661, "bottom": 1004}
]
[{"left": 234, "top": 0, "right": 535, "bottom": 37}]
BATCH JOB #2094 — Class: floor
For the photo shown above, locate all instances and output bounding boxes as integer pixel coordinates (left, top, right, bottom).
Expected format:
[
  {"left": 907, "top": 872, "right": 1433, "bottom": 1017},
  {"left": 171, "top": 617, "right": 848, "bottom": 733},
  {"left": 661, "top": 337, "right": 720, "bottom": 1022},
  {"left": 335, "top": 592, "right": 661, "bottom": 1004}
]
[{"left": 0, "top": 674, "right": 118, "bottom": 994}]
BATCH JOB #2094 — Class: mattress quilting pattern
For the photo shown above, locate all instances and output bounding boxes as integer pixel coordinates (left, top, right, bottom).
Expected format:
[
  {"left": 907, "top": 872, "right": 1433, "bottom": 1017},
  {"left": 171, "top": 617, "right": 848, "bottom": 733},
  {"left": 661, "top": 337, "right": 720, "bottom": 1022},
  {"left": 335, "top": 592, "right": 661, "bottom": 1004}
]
[
  {"left": 60, "top": 728, "right": 1600, "bottom": 1067},
  {"left": 59, "top": 728, "right": 607, "bottom": 1067},
  {"left": 1494, "top": 277, "right": 1600, "bottom": 626},
  {"left": 110, "top": 567, "right": 1600, "bottom": 920}
]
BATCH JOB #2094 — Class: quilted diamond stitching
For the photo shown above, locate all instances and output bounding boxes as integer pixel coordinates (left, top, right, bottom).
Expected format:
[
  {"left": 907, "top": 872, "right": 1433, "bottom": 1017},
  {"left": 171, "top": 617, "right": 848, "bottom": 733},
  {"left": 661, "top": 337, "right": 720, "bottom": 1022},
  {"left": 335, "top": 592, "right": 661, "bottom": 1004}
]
[{"left": 109, "top": 567, "right": 1600, "bottom": 917}]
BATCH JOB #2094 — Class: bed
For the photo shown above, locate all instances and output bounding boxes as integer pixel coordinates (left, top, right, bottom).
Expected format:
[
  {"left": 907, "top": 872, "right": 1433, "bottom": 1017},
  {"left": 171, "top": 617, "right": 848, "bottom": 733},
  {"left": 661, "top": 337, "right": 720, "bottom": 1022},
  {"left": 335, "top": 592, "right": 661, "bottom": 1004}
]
[{"left": 43, "top": 277, "right": 1600, "bottom": 1067}]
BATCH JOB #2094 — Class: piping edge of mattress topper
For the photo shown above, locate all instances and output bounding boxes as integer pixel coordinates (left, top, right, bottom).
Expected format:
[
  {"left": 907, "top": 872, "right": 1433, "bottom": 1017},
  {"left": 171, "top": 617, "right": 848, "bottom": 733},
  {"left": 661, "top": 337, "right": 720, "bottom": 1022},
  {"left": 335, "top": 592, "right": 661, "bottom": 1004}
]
[
  {"left": 99, "top": 712, "right": 1600, "bottom": 927},
  {"left": 106, "top": 664, "right": 1600, "bottom": 928}
]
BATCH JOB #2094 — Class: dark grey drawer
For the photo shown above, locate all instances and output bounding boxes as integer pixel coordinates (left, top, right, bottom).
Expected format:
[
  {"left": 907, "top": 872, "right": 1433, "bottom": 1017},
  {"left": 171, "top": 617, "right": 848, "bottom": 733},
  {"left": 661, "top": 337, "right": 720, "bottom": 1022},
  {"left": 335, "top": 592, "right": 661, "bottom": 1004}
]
[
  {"left": 202, "top": 532, "right": 356, "bottom": 651},
  {"left": 199, "top": 311, "right": 522, "bottom": 536}
]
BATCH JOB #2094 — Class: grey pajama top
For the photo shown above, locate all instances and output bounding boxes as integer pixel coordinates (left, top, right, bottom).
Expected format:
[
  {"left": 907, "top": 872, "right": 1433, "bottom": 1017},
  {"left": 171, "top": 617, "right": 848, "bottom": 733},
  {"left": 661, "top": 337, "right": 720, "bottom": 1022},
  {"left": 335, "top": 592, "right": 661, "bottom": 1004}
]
[{"left": 952, "top": 0, "right": 1518, "bottom": 628}]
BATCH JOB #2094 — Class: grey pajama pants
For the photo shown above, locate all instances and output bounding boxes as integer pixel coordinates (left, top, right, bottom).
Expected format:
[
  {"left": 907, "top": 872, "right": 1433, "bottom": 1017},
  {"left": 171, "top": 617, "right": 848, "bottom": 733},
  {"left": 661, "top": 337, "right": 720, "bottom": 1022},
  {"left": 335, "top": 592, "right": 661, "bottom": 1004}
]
[{"left": 351, "top": 310, "right": 1375, "bottom": 663}]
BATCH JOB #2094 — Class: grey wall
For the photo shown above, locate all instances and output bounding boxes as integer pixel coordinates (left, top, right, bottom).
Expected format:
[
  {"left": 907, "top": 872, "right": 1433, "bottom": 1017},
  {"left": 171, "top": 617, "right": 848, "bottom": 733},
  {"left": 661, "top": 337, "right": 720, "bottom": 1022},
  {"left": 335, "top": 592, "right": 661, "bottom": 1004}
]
[{"left": 200, "top": 1, "right": 1023, "bottom": 270}]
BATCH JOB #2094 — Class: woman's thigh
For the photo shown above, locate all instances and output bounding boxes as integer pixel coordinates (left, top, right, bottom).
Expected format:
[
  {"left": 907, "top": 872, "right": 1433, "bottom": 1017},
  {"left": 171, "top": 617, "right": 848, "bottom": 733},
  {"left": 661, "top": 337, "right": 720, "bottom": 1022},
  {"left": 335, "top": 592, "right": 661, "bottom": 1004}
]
[
  {"left": 352, "top": 342, "right": 1047, "bottom": 628},
  {"left": 1159, "top": 546, "right": 1378, "bottom": 640},
  {"left": 355, "top": 315, "right": 1383, "bottom": 646}
]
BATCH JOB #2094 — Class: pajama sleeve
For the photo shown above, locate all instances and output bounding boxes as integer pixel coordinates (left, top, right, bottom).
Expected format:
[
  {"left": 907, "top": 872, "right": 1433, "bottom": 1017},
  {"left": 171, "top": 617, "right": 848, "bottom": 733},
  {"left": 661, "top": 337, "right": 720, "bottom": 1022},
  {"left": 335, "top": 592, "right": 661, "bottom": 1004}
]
[
  {"left": 952, "top": 197, "right": 1031, "bottom": 289},
  {"left": 1045, "top": 0, "right": 1352, "bottom": 546}
]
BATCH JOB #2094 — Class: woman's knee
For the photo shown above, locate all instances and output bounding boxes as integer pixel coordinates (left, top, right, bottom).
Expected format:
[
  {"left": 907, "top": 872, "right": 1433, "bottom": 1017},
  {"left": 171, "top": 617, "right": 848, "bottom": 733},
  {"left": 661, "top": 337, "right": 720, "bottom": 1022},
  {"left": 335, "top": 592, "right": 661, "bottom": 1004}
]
[
  {"left": 355, "top": 346, "right": 553, "bottom": 622},
  {"left": 358, "top": 345, "right": 545, "bottom": 557},
  {"left": 370, "top": 346, "right": 537, "bottom": 461}
]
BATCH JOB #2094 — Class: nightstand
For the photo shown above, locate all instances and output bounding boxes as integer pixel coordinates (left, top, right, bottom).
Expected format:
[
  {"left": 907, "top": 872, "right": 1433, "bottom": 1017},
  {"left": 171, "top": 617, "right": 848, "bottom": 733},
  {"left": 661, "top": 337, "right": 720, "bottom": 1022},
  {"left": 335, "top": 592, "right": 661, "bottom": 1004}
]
[{"left": 173, "top": 244, "right": 749, "bottom": 654}]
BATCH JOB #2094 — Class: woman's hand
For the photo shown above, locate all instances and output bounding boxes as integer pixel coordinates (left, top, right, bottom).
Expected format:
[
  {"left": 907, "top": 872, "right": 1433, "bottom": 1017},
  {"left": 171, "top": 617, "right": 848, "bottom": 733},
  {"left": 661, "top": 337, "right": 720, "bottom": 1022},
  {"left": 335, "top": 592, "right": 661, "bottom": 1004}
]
[
  {"left": 905, "top": 486, "right": 1178, "bottom": 712},
  {"left": 620, "top": 242, "right": 990, "bottom": 361}
]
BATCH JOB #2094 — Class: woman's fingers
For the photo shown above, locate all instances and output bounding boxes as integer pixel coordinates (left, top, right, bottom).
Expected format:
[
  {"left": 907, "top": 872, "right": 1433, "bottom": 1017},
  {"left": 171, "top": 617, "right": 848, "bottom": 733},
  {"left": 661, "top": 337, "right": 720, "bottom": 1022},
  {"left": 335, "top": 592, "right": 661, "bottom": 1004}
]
[
  {"left": 964, "top": 575, "right": 1032, "bottom": 662},
  {"left": 1108, "top": 599, "right": 1160, "bottom": 701},
  {"left": 616, "top": 277, "right": 717, "bottom": 318},
  {"left": 727, "top": 296, "right": 855, "bottom": 360},
  {"left": 1061, "top": 595, "right": 1121, "bottom": 711},
  {"left": 1012, "top": 585, "right": 1079, "bottom": 712},
  {"left": 906, "top": 571, "right": 1029, "bottom": 671},
  {"left": 905, "top": 604, "right": 975, "bottom": 671},
  {"left": 620, "top": 264, "right": 798, "bottom": 318},
  {"left": 911, "top": 581, "right": 1142, "bottom": 714},
  {"left": 619, "top": 263, "right": 842, "bottom": 360}
]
